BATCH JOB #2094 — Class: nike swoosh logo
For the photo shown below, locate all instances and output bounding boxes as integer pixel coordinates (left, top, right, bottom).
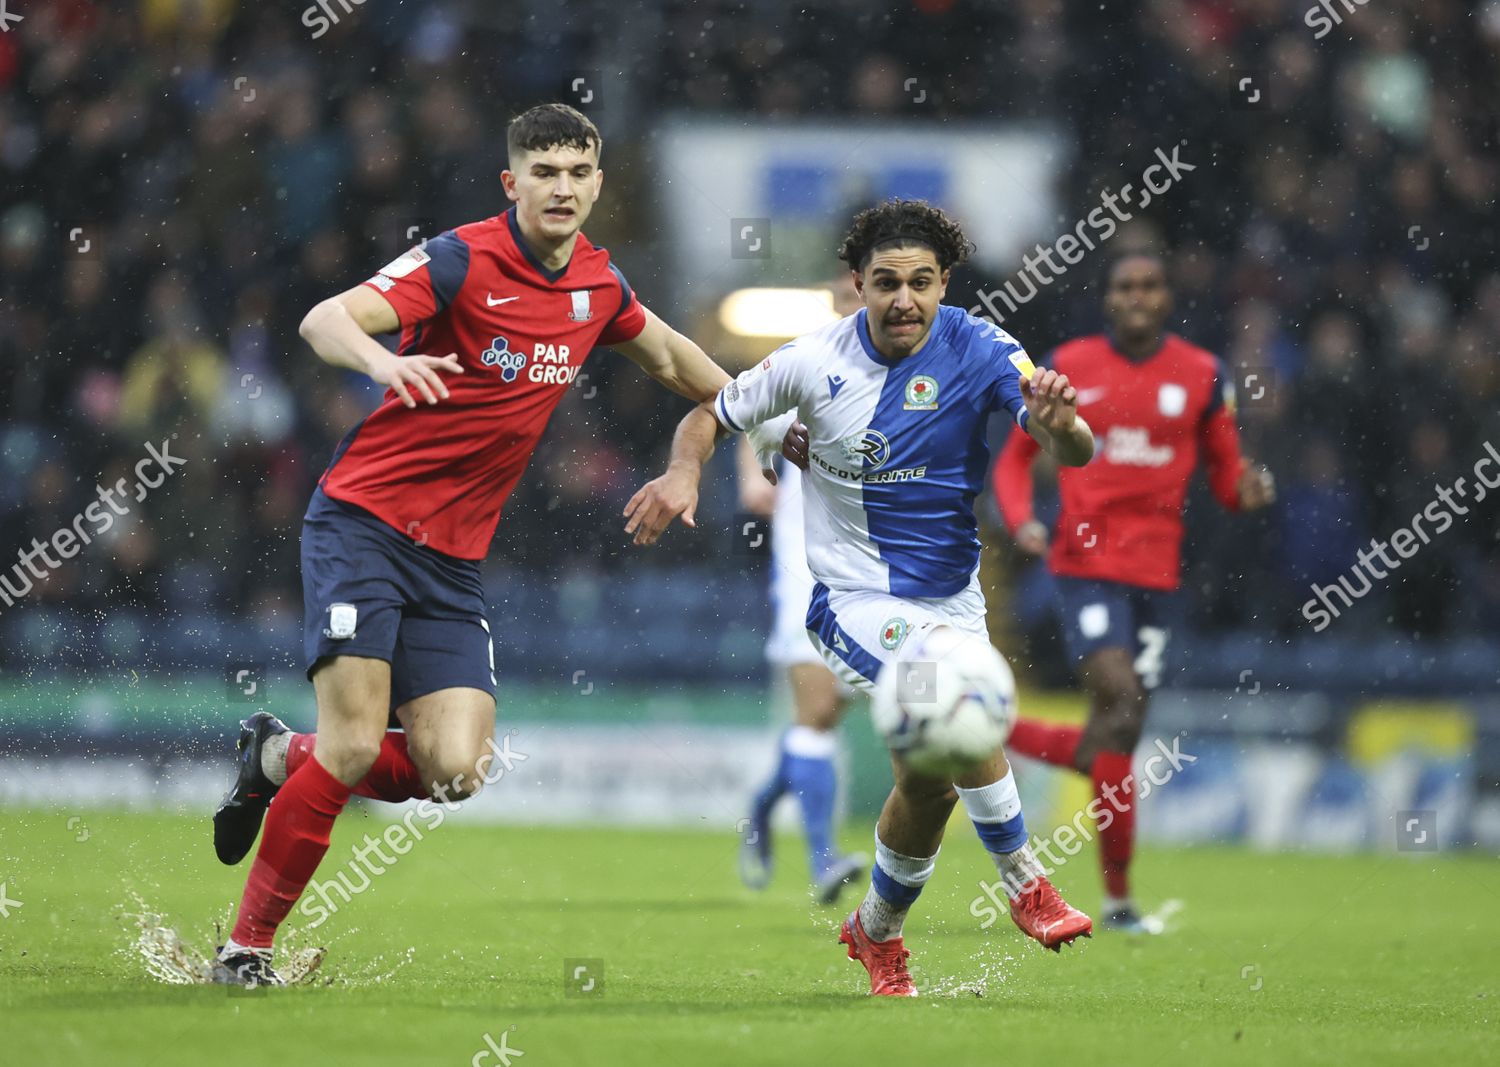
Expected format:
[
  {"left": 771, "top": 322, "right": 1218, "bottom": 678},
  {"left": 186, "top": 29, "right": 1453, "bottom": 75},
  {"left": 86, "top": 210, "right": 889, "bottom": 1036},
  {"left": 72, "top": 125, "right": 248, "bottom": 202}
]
[
  {"left": 1075, "top": 387, "right": 1108, "bottom": 405},
  {"left": 487, "top": 294, "right": 519, "bottom": 306}
]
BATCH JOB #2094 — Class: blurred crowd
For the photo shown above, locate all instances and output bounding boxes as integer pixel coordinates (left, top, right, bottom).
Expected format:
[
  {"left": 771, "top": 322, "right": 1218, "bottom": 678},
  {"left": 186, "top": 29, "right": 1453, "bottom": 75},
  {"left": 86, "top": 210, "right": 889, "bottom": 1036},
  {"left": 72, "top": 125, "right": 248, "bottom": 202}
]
[{"left": 2, "top": 0, "right": 1498, "bottom": 643}]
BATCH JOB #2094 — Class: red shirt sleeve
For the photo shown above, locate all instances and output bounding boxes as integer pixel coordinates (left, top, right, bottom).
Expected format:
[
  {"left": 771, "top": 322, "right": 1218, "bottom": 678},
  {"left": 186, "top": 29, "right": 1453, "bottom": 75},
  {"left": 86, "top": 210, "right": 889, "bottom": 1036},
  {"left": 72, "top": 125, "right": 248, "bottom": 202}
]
[
  {"left": 598, "top": 262, "right": 647, "bottom": 345},
  {"left": 1200, "top": 363, "right": 1246, "bottom": 511},
  {"left": 993, "top": 424, "right": 1043, "bottom": 534},
  {"left": 360, "top": 232, "right": 471, "bottom": 327}
]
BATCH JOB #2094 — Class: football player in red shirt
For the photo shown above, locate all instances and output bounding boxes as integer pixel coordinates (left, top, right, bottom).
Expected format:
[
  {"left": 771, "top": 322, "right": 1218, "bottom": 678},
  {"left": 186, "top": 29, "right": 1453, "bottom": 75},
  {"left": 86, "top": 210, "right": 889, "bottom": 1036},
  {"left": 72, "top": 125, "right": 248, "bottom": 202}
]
[
  {"left": 993, "top": 252, "right": 1275, "bottom": 933},
  {"left": 208, "top": 104, "right": 733, "bottom": 985}
]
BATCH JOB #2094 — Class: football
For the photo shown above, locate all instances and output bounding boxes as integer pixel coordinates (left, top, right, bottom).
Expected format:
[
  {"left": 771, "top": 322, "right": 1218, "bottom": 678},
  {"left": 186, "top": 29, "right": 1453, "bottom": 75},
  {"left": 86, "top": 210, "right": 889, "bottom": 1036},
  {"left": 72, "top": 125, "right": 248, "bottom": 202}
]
[{"left": 869, "top": 625, "right": 1018, "bottom": 778}]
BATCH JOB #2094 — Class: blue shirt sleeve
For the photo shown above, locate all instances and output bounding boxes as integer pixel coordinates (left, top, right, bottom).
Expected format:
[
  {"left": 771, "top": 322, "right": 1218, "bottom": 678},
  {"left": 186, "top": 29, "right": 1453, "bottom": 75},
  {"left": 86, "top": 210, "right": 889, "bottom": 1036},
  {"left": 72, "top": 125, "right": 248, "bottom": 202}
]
[
  {"left": 421, "top": 231, "right": 470, "bottom": 317},
  {"left": 954, "top": 310, "right": 1033, "bottom": 426}
]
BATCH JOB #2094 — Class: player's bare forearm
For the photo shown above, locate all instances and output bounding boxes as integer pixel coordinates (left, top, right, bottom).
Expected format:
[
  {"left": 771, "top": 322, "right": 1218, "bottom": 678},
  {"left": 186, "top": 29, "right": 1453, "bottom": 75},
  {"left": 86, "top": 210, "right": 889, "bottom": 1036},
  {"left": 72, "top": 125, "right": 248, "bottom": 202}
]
[
  {"left": 299, "top": 295, "right": 400, "bottom": 377},
  {"left": 623, "top": 404, "right": 727, "bottom": 546},
  {"left": 660, "top": 329, "right": 732, "bottom": 401},
  {"left": 615, "top": 308, "right": 732, "bottom": 402},
  {"left": 667, "top": 403, "right": 729, "bottom": 479},
  {"left": 1031, "top": 416, "right": 1094, "bottom": 467},
  {"left": 300, "top": 286, "right": 464, "bottom": 408}
]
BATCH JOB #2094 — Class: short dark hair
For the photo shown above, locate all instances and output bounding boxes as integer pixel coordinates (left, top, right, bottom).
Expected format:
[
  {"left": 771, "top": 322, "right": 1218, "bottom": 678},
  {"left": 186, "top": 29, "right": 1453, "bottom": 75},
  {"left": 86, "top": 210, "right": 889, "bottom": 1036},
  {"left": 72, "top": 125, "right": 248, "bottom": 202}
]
[
  {"left": 506, "top": 103, "right": 601, "bottom": 163},
  {"left": 1100, "top": 250, "right": 1166, "bottom": 289},
  {"left": 838, "top": 199, "right": 974, "bottom": 273}
]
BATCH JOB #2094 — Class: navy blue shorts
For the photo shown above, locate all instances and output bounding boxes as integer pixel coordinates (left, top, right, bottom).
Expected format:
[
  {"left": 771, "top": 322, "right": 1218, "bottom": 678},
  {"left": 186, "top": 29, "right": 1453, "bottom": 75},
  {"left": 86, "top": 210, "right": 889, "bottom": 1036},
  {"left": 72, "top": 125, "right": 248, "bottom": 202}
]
[
  {"left": 301, "top": 488, "right": 495, "bottom": 711},
  {"left": 1054, "top": 576, "right": 1182, "bottom": 690}
]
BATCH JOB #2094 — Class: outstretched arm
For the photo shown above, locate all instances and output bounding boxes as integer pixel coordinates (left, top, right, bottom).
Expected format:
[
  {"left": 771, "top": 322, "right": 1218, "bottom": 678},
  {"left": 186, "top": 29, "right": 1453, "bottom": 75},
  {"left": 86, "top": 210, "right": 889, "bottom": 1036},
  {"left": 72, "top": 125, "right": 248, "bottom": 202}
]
[
  {"left": 612, "top": 306, "right": 731, "bottom": 402},
  {"left": 624, "top": 343, "right": 804, "bottom": 546},
  {"left": 623, "top": 403, "right": 727, "bottom": 546},
  {"left": 1020, "top": 368, "right": 1094, "bottom": 466}
]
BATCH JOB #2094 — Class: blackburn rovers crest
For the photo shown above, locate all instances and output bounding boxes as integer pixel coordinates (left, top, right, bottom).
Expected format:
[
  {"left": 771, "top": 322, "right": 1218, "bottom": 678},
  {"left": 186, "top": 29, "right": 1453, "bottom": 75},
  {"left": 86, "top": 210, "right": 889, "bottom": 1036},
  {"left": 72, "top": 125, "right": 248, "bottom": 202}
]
[{"left": 904, "top": 375, "right": 939, "bottom": 410}]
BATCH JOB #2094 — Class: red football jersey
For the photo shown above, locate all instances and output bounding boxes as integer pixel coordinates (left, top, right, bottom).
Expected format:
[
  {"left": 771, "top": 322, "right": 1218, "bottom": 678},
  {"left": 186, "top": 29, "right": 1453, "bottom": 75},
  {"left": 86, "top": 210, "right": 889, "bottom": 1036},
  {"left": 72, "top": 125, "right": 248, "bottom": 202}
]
[
  {"left": 993, "top": 333, "right": 1246, "bottom": 590},
  {"left": 319, "top": 208, "right": 647, "bottom": 559}
]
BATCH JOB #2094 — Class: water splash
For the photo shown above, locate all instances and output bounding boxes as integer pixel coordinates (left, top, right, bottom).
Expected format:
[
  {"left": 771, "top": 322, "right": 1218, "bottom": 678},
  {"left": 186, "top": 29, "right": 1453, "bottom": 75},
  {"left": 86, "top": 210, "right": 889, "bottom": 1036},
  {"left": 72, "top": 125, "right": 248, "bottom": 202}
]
[
  {"left": 922, "top": 941, "right": 1021, "bottom": 998},
  {"left": 125, "top": 894, "right": 215, "bottom": 985},
  {"left": 122, "top": 890, "right": 327, "bottom": 986},
  {"left": 348, "top": 943, "right": 417, "bottom": 984}
]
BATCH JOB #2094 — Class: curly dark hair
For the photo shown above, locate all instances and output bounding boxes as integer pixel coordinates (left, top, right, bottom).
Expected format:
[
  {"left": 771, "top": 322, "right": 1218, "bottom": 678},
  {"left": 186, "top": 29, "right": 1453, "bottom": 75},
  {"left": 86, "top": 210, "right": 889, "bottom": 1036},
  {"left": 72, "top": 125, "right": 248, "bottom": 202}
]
[
  {"left": 507, "top": 103, "right": 602, "bottom": 162},
  {"left": 838, "top": 199, "right": 975, "bottom": 273}
]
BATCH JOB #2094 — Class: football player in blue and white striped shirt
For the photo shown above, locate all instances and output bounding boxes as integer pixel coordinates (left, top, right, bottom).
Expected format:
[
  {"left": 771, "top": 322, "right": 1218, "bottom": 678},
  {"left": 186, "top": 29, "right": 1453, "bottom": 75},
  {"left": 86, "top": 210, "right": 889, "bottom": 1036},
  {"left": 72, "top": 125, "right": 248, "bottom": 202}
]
[{"left": 625, "top": 199, "right": 1095, "bottom": 996}]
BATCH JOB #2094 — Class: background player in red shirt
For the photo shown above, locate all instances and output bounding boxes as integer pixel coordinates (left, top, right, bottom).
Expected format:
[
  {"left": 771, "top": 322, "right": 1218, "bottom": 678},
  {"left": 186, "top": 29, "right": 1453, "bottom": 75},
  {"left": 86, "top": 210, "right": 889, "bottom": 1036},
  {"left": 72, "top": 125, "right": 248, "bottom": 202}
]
[
  {"left": 208, "top": 104, "right": 734, "bottom": 985},
  {"left": 993, "top": 252, "right": 1275, "bottom": 933}
]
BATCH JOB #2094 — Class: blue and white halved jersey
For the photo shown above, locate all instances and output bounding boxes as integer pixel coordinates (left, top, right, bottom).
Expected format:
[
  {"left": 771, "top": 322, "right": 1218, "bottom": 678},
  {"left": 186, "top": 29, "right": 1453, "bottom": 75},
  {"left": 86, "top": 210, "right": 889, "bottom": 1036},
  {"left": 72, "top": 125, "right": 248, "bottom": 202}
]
[{"left": 715, "top": 304, "right": 1033, "bottom": 599}]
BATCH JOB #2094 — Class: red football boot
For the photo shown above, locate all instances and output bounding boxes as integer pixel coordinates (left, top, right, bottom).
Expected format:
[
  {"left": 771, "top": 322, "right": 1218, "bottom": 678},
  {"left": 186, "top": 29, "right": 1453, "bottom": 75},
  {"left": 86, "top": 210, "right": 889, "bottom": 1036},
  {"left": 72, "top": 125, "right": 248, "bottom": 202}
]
[
  {"left": 839, "top": 911, "right": 918, "bottom": 997},
  {"left": 1009, "top": 877, "right": 1093, "bottom": 951}
]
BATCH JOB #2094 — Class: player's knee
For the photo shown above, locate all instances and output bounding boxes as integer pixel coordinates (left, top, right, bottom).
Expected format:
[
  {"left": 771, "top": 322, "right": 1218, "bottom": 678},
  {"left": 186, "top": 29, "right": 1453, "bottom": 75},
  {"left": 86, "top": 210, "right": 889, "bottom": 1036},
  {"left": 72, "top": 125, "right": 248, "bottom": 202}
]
[
  {"left": 417, "top": 743, "right": 489, "bottom": 802},
  {"left": 429, "top": 771, "right": 480, "bottom": 803},
  {"left": 318, "top": 733, "right": 383, "bottom": 781}
]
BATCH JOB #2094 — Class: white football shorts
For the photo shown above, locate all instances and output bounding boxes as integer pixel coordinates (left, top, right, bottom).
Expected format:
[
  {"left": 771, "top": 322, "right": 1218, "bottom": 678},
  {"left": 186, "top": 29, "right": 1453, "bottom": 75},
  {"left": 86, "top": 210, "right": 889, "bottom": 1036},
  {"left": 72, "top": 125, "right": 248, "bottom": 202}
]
[{"left": 804, "top": 578, "right": 988, "bottom": 693}]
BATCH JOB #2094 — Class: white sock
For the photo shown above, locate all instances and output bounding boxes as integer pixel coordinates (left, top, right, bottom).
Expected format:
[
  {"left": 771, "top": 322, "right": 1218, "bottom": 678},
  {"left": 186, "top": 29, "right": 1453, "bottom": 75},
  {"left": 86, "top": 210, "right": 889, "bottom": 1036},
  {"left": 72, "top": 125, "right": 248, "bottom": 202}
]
[
  {"left": 857, "top": 837, "right": 938, "bottom": 942},
  {"left": 783, "top": 724, "right": 837, "bottom": 758},
  {"left": 261, "top": 732, "right": 292, "bottom": 786},
  {"left": 220, "top": 938, "right": 270, "bottom": 959},
  {"left": 955, "top": 772, "right": 1023, "bottom": 822},
  {"left": 993, "top": 843, "right": 1048, "bottom": 899},
  {"left": 957, "top": 771, "right": 1042, "bottom": 899}
]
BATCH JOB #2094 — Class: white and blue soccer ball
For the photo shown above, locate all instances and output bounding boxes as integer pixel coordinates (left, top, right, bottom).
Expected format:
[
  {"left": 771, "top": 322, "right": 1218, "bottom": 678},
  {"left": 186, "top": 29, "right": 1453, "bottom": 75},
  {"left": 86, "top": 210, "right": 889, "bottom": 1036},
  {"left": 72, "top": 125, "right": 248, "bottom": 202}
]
[{"left": 870, "top": 626, "right": 1018, "bottom": 778}]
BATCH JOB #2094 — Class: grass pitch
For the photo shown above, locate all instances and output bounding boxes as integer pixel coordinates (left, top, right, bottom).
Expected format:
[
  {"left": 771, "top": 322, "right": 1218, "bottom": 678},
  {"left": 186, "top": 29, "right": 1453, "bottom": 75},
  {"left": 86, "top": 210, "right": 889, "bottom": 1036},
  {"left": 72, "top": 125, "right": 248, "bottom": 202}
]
[{"left": 0, "top": 809, "right": 1495, "bottom": 1065}]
